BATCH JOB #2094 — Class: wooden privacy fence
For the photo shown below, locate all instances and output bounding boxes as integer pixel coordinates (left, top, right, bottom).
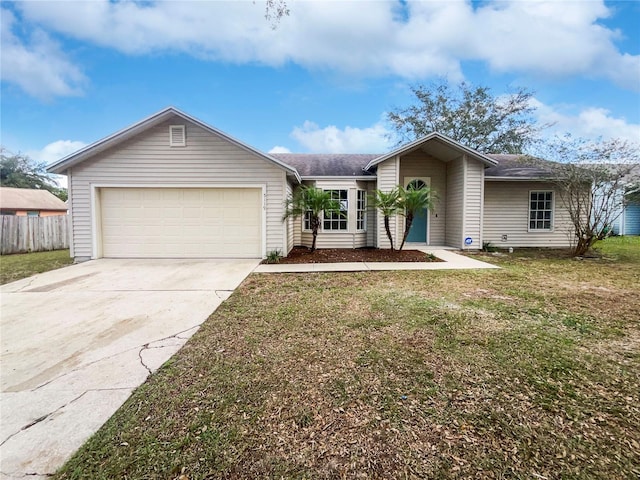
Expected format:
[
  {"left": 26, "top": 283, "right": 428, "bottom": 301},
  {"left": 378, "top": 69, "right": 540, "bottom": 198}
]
[{"left": 0, "top": 215, "right": 69, "bottom": 255}]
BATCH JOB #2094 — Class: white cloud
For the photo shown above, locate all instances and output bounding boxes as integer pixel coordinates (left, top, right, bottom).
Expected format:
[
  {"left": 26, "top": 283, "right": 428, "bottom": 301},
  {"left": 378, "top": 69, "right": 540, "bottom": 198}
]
[
  {"left": 13, "top": 0, "right": 639, "bottom": 92},
  {"left": 0, "top": 8, "right": 86, "bottom": 99},
  {"left": 25, "top": 140, "right": 87, "bottom": 189},
  {"left": 531, "top": 99, "right": 640, "bottom": 144},
  {"left": 268, "top": 145, "right": 292, "bottom": 154},
  {"left": 289, "top": 99, "right": 639, "bottom": 154},
  {"left": 27, "top": 139, "right": 88, "bottom": 165},
  {"left": 291, "top": 120, "right": 394, "bottom": 153}
]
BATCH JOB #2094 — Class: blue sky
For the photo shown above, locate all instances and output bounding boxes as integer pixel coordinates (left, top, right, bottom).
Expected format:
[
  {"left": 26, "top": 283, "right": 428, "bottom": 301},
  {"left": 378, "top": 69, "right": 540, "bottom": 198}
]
[{"left": 1, "top": 0, "right": 639, "bottom": 172}]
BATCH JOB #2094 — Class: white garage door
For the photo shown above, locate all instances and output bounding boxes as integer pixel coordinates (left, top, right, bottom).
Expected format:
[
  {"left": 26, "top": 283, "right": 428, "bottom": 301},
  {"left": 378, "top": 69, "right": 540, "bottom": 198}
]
[{"left": 100, "top": 187, "right": 262, "bottom": 258}]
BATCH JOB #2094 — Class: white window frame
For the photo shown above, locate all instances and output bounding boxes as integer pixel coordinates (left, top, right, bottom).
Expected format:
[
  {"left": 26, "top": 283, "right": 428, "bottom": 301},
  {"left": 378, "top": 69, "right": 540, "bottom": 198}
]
[
  {"left": 302, "top": 210, "right": 313, "bottom": 232},
  {"left": 323, "top": 189, "right": 348, "bottom": 231},
  {"left": 169, "top": 125, "right": 186, "bottom": 147},
  {"left": 528, "top": 190, "right": 554, "bottom": 232},
  {"left": 356, "top": 189, "right": 367, "bottom": 232}
]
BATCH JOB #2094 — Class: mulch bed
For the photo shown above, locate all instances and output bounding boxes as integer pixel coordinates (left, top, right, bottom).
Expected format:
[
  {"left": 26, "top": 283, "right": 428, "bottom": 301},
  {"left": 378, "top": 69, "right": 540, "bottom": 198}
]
[{"left": 267, "top": 246, "right": 442, "bottom": 264}]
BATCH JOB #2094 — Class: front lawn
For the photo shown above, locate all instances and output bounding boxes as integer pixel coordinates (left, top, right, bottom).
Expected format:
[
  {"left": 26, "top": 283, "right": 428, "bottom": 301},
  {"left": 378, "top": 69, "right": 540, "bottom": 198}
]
[
  {"left": 57, "top": 237, "right": 639, "bottom": 479},
  {"left": 0, "top": 249, "right": 73, "bottom": 285}
]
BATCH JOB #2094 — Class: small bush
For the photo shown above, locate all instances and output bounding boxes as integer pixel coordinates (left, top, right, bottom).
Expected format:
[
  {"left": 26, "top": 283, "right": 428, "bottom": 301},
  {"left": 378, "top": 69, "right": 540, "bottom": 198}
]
[
  {"left": 265, "top": 249, "right": 282, "bottom": 264},
  {"left": 482, "top": 241, "right": 498, "bottom": 253}
]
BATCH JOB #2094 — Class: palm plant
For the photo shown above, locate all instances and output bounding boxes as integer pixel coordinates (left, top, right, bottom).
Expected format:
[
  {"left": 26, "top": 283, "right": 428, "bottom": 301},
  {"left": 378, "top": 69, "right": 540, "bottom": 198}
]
[
  {"left": 283, "top": 185, "right": 343, "bottom": 252},
  {"left": 398, "top": 184, "right": 437, "bottom": 251},
  {"left": 369, "top": 187, "right": 402, "bottom": 251}
]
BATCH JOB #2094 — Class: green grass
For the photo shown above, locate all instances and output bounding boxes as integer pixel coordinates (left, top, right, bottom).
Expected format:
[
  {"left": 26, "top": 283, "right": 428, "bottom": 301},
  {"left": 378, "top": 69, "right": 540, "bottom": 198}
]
[
  {"left": 0, "top": 249, "right": 73, "bottom": 285},
  {"left": 594, "top": 235, "right": 640, "bottom": 262},
  {"left": 56, "top": 238, "right": 640, "bottom": 479}
]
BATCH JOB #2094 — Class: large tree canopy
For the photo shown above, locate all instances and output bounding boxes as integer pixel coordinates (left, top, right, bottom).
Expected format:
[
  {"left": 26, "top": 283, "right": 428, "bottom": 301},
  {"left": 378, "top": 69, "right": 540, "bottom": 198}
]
[
  {"left": 0, "top": 148, "right": 67, "bottom": 201},
  {"left": 387, "top": 81, "right": 544, "bottom": 154}
]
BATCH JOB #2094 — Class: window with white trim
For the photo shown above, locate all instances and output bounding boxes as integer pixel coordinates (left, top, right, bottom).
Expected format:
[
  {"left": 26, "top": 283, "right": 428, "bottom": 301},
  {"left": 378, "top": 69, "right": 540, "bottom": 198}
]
[
  {"left": 169, "top": 125, "right": 186, "bottom": 147},
  {"left": 529, "top": 191, "right": 553, "bottom": 231},
  {"left": 303, "top": 210, "right": 312, "bottom": 231},
  {"left": 356, "top": 190, "right": 367, "bottom": 231},
  {"left": 323, "top": 190, "right": 348, "bottom": 231}
]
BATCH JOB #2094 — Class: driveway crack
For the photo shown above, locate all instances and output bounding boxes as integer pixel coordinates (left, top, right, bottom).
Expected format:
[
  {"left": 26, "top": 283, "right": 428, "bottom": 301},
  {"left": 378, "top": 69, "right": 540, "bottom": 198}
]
[
  {"left": 0, "top": 391, "right": 89, "bottom": 447},
  {"left": 138, "top": 344, "right": 153, "bottom": 375},
  {"left": 214, "top": 289, "right": 234, "bottom": 299},
  {"left": 16, "top": 275, "right": 38, "bottom": 292}
]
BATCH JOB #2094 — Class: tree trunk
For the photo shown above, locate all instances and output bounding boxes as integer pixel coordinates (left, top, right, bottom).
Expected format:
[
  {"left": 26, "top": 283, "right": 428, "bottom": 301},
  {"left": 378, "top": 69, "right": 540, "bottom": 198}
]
[
  {"left": 310, "top": 216, "right": 320, "bottom": 252},
  {"left": 384, "top": 215, "right": 394, "bottom": 251},
  {"left": 398, "top": 214, "right": 414, "bottom": 251},
  {"left": 573, "top": 235, "right": 593, "bottom": 257}
]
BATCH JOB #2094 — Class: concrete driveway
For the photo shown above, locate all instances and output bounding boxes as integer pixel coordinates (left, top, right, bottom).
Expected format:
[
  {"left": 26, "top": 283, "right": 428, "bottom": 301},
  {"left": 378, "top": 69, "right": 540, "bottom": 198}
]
[{"left": 0, "top": 258, "right": 259, "bottom": 479}]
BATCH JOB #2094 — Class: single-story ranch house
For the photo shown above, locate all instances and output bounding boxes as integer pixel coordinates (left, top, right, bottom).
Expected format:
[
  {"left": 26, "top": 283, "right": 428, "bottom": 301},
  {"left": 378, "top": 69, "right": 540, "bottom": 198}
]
[
  {"left": 0, "top": 187, "right": 68, "bottom": 217},
  {"left": 48, "top": 107, "right": 574, "bottom": 262}
]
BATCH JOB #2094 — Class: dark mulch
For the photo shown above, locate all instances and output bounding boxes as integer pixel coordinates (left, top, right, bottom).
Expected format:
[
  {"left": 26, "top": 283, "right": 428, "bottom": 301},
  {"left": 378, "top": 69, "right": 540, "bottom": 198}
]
[{"left": 268, "top": 246, "right": 441, "bottom": 264}]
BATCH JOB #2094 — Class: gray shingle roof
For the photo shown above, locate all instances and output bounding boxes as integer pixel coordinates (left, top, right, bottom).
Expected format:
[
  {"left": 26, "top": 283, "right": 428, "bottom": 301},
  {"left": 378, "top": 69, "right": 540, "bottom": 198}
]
[
  {"left": 484, "top": 154, "right": 556, "bottom": 179},
  {"left": 271, "top": 153, "right": 565, "bottom": 180},
  {"left": 270, "top": 154, "right": 379, "bottom": 177}
]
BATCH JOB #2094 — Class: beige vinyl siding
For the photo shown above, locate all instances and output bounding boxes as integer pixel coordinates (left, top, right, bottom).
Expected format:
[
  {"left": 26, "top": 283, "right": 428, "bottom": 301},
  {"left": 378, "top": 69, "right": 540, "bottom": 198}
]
[
  {"left": 69, "top": 116, "right": 287, "bottom": 260},
  {"left": 445, "top": 157, "right": 464, "bottom": 248},
  {"left": 67, "top": 168, "right": 75, "bottom": 258},
  {"left": 398, "top": 152, "right": 447, "bottom": 245},
  {"left": 285, "top": 180, "right": 294, "bottom": 254},
  {"left": 365, "top": 181, "right": 377, "bottom": 247},
  {"left": 375, "top": 157, "right": 399, "bottom": 248},
  {"left": 291, "top": 181, "right": 312, "bottom": 248},
  {"left": 483, "top": 181, "right": 573, "bottom": 247},
  {"left": 292, "top": 215, "right": 302, "bottom": 247},
  {"left": 462, "top": 157, "right": 484, "bottom": 249}
]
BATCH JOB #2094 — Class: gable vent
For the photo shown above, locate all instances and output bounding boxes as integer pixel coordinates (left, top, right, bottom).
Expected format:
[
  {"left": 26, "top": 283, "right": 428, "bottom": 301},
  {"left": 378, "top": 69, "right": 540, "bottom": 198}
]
[{"left": 169, "top": 125, "right": 186, "bottom": 147}]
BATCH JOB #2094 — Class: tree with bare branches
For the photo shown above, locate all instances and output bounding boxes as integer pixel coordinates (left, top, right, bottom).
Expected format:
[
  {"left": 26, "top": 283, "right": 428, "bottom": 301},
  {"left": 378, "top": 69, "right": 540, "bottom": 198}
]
[{"left": 533, "top": 136, "right": 639, "bottom": 256}]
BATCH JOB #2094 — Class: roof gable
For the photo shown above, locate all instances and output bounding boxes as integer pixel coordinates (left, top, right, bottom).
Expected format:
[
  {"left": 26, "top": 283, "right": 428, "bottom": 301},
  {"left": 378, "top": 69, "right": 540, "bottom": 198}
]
[
  {"left": 46, "top": 107, "right": 300, "bottom": 182},
  {"left": 365, "top": 133, "right": 499, "bottom": 170}
]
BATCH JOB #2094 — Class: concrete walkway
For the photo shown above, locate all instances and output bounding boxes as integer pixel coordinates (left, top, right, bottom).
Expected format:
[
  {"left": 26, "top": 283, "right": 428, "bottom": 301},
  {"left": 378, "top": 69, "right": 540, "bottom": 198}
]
[
  {"left": 254, "top": 248, "right": 499, "bottom": 273},
  {"left": 0, "top": 259, "right": 259, "bottom": 480}
]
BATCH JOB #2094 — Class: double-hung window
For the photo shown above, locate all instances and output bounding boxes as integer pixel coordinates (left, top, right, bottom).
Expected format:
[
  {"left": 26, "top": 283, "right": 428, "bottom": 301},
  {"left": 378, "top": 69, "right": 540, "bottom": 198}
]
[
  {"left": 356, "top": 190, "right": 367, "bottom": 231},
  {"left": 303, "top": 210, "right": 313, "bottom": 231},
  {"left": 323, "top": 190, "right": 348, "bottom": 231},
  {"left": 529, "top": 191, "right": 553, "bottom": 231}
]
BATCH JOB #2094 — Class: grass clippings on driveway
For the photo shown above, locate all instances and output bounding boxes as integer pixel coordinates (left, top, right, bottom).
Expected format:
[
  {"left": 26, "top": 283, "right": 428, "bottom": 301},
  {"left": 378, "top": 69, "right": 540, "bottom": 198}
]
[
  {"left": 0, "top": 249, "right": 73, "bottom": 285},
  {"left": 56, "top": 237, "right": 640, "bottom": 479}
]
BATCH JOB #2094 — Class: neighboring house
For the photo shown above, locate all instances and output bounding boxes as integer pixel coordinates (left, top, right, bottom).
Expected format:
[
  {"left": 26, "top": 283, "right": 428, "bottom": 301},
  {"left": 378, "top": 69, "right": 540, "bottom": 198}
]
[
  {"left": 611, "top": 165, "right": 640, "bottom": 236},
  {"left": 0, "top": 187, "right": 68, "bottom": 217},
  {"left": 47, "top": 107, "right": 575, "bottom": 262}
]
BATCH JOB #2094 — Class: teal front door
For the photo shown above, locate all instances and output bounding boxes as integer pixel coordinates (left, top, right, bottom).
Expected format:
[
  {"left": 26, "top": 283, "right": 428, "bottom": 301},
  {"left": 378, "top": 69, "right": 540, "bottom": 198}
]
[
  {"left": 407, "top": 207, "right": 427, "bottom": 242},
  {"left": 406, "top": 178, "right": 428, "bottom": 243}
]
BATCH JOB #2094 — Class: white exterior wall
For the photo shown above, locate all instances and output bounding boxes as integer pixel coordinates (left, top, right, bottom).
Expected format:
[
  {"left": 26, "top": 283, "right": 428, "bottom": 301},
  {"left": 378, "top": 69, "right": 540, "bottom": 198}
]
[
  {"left": 68, "top": 117, "right": 288, "bottom": 260},
  {"left": 462, "top": 157, "right": 484, "bottom": 250},
  {"left": 376, "top": 157, "right": 399, "bottom": 249},
  {"left": 445, "top": 157, "right": 464, "bottom": 248},
  {"left": 483, "top": 181, "right": 573, "bottom": 247},
  {"left": 398, "top": 152, "right": 447, "bottom": 245}
]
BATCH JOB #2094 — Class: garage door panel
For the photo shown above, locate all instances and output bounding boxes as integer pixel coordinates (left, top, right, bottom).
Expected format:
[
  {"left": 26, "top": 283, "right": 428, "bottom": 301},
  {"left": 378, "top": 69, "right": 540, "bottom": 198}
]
[{"left": 100, "top": 187, "right": 262, "bottom": 258}]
